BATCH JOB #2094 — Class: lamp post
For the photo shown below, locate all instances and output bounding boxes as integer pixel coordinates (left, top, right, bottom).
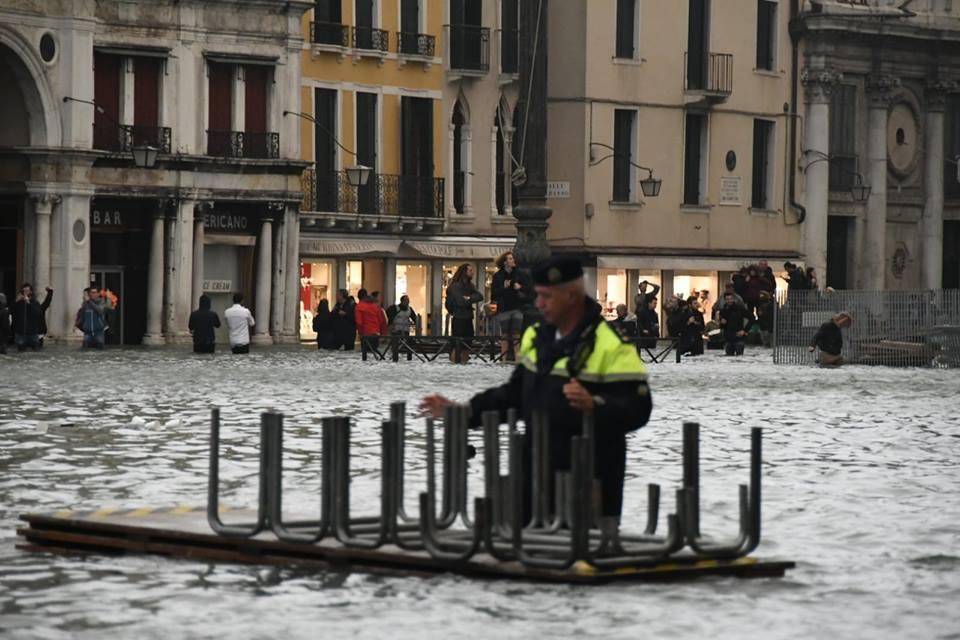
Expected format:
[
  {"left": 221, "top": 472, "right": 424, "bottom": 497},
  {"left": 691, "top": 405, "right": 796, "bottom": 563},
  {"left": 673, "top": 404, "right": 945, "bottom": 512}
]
[
  {"left": 511, "top": 0, "right": 552, "bottom": 269},
  {"left": 589, "top": 141, "right": 663, "bottom": 199},
  {"left": 63, "top": 96, "right": 159, "bottom": 168},
  {"left": 283, "top": 110, "right": 371, "bottom": 187}
]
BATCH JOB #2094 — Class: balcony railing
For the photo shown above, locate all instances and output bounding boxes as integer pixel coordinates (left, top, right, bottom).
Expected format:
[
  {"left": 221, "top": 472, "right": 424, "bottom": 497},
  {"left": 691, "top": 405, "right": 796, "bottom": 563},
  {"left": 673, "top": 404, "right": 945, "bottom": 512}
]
[
  {"left": 446, "top": 24, "right": 490, "bottom": 73},
  {"left": 499, "top": 28, "right": 518, "bottom": 75},
  {"left": 207, "top": 130, "right": 280, "bottom": 159},
  {"left": 684, "top": 52, "right": 733, "bottom": 97},
  {"left": 310, "top": 21, "right": 350, "bottom": 47},
  {"left": 93, "top": 124, "right": 172, "bottom": 154},
  {"left": 353, "top": 26, "right": 389, "bottom": 52},
  {"left": 398, "top": 32, "right": 436, "bottom": 57},
  {"left": 303, "top": 169, "right": 444, "bottom": 218}
]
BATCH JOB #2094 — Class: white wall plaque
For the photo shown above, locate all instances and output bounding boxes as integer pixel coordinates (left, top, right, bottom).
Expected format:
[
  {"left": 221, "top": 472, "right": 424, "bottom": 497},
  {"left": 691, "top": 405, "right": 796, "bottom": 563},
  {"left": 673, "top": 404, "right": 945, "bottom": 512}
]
[{"left": 719, "top": 177, "right": 742, "bottom": 206}]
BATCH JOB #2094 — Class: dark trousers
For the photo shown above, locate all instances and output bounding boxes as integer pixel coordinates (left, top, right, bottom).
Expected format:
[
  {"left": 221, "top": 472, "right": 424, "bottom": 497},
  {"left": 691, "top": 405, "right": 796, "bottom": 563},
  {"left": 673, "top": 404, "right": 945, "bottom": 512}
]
[
  {"left": 194, "top": 343, "right": 215, "bottom": 354},
  {"left": 231, "top": 344, "right": 249, "bottom": 354},
  {"left": 725, "top": 339, "right": 745, "bottom": 356}
]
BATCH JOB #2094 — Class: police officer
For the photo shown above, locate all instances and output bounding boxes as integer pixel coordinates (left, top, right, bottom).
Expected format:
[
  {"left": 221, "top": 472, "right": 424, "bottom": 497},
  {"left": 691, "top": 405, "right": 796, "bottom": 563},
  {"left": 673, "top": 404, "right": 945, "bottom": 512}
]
[{"left": 420, "top": 256, "right": 652, "bottom": 533}]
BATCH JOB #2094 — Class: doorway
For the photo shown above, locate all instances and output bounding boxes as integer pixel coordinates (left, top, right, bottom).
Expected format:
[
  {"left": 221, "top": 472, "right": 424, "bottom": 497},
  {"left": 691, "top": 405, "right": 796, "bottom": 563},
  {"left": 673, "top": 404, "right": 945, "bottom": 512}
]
[
  {"left": 944, "top": 220, "right": 960, "bottom": 289},
  {"left": 827, "top": 215, "right": 852, "bottom": 289},
  {"left": 89, "top": 268, "right": 124, "bottom": 345}
]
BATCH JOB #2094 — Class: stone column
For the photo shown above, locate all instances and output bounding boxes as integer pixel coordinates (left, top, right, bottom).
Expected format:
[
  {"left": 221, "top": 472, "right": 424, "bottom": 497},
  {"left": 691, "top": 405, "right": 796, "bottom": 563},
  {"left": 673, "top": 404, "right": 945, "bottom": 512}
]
[
  {"left": 164, "top": 213, "right": 176, "bottom": 337},
  {"left": 168, "top": 200, "right": 196, "bottom": 340},
  {"left": 864, "top": 75, "right": 899, "bottom": 291},
  {"left": 192, "top": 205, "right": 207, "bottom": 307},
  {"left": 143, "top": 204, "right": 168, "bottom": 345},
  {"left": 922, "top": 81, "right": 954, "bottom": 290},
  {"left": 490, "top": 125, "right": 499, "bottom": 217},
  {"left": 31, "top": 193, "right": 60, "bottom": 292},
  {"left": 800, "top": 67, "right": 840, "bottom": 286},
  {"left": 282, "top": 205, "right": 301, "bottom": 341},
  {"left": 271, "top": 216, "right": 286, "bottom": 340},
  {"left": 464, "top": 127, "right": 474, "bottom": 215},
  {"left": 253, "top": 218, "right": 273, "bottom": 344},
  {"left": 626, "top": 269, "right": 640, "bottom": 311},
  {"left": 48, "top": 192, "right": 93, "bottom": 340},
  {"left": 430, "top": 259, "right": 443, "bottom": 336},
  {"left": 383, "top": 258, "right": 397, "bottom": 307}
]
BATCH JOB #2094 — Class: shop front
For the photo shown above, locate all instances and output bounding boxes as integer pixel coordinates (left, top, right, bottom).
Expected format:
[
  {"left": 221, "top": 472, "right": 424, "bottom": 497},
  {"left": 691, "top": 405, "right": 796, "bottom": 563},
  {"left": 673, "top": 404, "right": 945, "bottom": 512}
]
[
  {"left": 299, "top": 235, "right": 515, "bottom": 340},
  {"left": 88, "top": 197, "right": 153, "bottom": 345}
]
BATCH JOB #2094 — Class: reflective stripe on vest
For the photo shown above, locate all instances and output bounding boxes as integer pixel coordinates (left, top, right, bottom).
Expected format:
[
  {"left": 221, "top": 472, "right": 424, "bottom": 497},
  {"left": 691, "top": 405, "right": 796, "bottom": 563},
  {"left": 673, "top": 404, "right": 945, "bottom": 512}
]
[{"left": 518, "top": 322, "right": 648, "bottom": 382}]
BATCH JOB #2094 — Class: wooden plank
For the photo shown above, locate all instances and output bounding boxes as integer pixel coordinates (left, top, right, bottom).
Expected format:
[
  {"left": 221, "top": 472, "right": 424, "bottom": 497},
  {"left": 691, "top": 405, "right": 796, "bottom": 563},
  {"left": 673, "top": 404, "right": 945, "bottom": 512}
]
[{"left": 17, "top": 509, "right": 795, "bottom": 584}]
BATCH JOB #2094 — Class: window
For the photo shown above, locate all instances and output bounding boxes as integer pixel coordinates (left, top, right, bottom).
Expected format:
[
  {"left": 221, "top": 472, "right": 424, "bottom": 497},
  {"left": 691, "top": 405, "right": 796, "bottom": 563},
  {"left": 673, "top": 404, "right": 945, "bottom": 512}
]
[
  {"left": 207, "top": 62, "right": 233, "bottom": 156},
  {"left": 452, "top": 101, "right": 467, "bottom": 213},
  {"left": 356, "top": 92, "right": 378, "bottom": 214},
  {"left": 752, "top": 119, "right": 774, "bottom": 209},
  {"left": 501, "top": 0, "right": 519, "bottom": 74},
  {"left": 401, "top": 96, "right": 434, "bottom": 215},
  {"left": 683, "top": 112, "right": 708, "bottom": 205},
  {"left": 687, "top": 0, "right": 710, "bottom": 90},
  {"left": 945, "top": 96, "right": 960, "bottom": 200},
  {"left": 313, "top": 0, "right": 344, "bottom": 45},
  {"left": 93, "top": 52, "right": 122, "bottom": 150},
  {"left": 828, "top": 84, "right": 857, "bottom": 191},
  {"left": 314, "top": 88, "right": 338, "bottom": 211},
  {"left": 207, "top": 62, "right": 274, "bottom": 158},
  {"left": 615, "top": 0, "right": 638, "bottom": 60},
  {"left": 612, "top": 109, "right": 637, "bottom": 202},
  {"left": 756, "top": 0, "right": 776, "bottom": 71}
]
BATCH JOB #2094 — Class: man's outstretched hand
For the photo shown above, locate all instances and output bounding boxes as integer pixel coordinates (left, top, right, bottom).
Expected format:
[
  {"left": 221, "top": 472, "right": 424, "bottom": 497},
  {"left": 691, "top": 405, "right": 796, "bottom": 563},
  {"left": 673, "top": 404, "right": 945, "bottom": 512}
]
[{"left": 419, "top": 394, "right": 453, "bottom": 418}]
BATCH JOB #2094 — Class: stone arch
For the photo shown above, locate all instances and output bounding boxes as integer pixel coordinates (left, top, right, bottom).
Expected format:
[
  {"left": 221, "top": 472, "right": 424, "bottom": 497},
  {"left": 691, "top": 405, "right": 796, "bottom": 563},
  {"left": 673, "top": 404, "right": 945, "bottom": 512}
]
[
  {"left": 0, "top": 24, "right": 61, "bottom": 147},
  {"left": 450, "top": 93, "right": 473, "bottom": 215}
]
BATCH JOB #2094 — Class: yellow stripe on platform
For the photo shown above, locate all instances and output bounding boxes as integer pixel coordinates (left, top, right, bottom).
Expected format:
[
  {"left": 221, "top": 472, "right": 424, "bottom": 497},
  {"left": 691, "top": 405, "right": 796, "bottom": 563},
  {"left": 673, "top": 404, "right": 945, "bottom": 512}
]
[
  {"left": 171, "top": 506, "right": 196, "bottom": 515},
  {"left": 695, "top": 559, "right": 720, "bottom": 569},
  {"left": 573, "top": 561, "right": 595, "bottom": 576},
  {"left": 91, "top": 508, "right": 116, "bottom": 518},
  {"left": 125, "top": 508, "right": 154, "bottom": 518},
  {"left": 53, "top": 510, "right": 74, "bottom": 519}
]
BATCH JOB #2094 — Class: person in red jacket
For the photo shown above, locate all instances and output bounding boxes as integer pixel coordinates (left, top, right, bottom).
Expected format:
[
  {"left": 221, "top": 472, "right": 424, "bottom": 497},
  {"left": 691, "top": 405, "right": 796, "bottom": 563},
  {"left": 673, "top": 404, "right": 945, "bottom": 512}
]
[{"left": 355, "top": 289, "right": 387, "bottom": 350}]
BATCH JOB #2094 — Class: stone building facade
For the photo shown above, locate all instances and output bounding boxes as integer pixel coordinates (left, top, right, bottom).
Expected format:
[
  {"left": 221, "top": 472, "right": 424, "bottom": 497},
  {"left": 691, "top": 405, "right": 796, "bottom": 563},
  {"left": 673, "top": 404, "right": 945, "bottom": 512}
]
[
  {"left": 0, "top": 0, "right": 311, "bottom": 345},
  {"left": 797, "top": 0, "right": 960, "bottom": 291}
]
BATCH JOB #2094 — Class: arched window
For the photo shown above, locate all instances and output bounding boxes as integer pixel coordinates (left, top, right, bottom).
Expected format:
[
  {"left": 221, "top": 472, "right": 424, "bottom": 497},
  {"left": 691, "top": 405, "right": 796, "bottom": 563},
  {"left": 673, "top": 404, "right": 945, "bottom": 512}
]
[{"left": 449, "top": 97, "right": 471, "bottom": 215}]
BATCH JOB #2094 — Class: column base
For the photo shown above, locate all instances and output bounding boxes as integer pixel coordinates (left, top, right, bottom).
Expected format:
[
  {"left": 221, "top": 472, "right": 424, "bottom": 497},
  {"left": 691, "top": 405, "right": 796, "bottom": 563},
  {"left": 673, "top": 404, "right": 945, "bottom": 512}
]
[
  {"left": 276, "top": 333, "right": 301, "bottom": 345},
  {"left": 142, "top": 334, "right": 167, "bottom": 346},
  {"left": 252, "top": 333, "right": 273, "bottom": 346}
]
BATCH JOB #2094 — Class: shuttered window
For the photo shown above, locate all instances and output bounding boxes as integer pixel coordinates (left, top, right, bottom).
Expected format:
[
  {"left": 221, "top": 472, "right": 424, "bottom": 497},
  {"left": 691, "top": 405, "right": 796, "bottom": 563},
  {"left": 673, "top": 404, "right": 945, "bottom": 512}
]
[
  {"left": 828, "top": 84, "right": 857, "bottom": 191},
  {"left": 615, "top": 0, "right": 636, "bottom": 59},
  {"left": 752, "top": 119, "right": 774, "bottom": 209},
  {"left": 93, "top": 53, "right": 122, "bottom": 150},
  {"left": 683, "top": 113, "right": 706, "bottom": 205},
  {"left": 613, "top": 109, "right": 635, "bottom": 202},
  {"left": 756, "top": 0, "right": 776, "bottom": 71}
]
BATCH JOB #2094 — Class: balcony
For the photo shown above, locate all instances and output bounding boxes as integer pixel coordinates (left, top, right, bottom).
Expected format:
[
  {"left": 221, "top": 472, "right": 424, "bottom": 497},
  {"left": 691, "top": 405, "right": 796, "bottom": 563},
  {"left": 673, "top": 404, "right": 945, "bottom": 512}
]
[
  {"left": 301, "top": 168, "right": 445, "bottom": 230},
  {"left": 310, "top": 21, "right": 350, "bottom": 49},
  {"left": 352, "top": 25, "right": 389, "bottom": 58},
  {"left": 683, "top": 52, "right": 733, "bottom": 103},
  {"left": 445, "top": 24, "right": 490, "bottom": 76},
  {"left": 93, "top": 124, "right": 172, "bottom": 155},
  {"left": 398, "top": 32, "right": 436, "bottom": 58},
  {"left": 207, "top": 130, "right": 280, "bottom": 159},
  {"left": 498, "top": 28, "right": 518, "bottom": 76}
]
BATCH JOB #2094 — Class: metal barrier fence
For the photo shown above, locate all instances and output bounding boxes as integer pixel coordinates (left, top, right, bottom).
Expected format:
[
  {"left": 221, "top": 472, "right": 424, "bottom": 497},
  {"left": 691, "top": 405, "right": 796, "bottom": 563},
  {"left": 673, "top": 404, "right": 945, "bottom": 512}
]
[{"left": 773, "top": 289, "right": 960, "bottom": 367}]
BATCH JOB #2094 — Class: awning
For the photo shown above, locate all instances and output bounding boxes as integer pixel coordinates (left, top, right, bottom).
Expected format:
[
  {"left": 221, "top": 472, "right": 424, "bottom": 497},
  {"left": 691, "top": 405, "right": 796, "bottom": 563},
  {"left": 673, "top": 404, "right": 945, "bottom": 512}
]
[
  {"left": 404, "top": 239, "right": 514, "bottom": 260},
  {"left": 300, "top": 237, "right": 402, "bottom": 256},
  {"left": 598, "top": 255, "right": 765, "bottom": 273}
]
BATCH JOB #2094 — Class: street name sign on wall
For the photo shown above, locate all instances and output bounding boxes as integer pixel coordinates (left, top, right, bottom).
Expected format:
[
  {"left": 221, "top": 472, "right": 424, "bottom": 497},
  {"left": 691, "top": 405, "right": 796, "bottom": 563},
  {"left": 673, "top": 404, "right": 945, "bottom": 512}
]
[
  {"left": 203, "top": 280, "right": 233, "bottom": 292},
  {"left": 719, "top": 177, "right": 742, "bottom": 206},
  {"left": 547, "top": 181, "right": 570, "bottom": 198}
]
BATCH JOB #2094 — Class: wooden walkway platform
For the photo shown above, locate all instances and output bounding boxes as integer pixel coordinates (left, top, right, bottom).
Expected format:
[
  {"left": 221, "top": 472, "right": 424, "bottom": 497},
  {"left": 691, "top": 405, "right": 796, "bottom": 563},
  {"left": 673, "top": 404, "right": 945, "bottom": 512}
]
[{"left": 17, "top": 507, "right": 794, "bottom": 584}]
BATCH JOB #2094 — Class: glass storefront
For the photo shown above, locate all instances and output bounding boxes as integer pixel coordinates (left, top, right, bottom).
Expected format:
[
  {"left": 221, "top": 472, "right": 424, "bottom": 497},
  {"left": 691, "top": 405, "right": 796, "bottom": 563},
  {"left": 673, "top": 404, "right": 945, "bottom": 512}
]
[
  {"left": 301, "top": 260, "right": 336, "bottom": 339},
  {"left": 395, "top": 262, "right": 429, "bottom": 333}
]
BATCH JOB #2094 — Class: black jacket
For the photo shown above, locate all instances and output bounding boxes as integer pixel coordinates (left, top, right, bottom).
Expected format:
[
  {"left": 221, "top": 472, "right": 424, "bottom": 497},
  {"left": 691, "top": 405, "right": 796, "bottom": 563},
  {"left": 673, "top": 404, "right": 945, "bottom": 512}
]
[
  {"left": 469, "top": 298, "right": 652, "bottom": 517},
  {"left": 446, "top": 280, "right": 483, "bottom": 319},
  {"left": 11, "top": 290, "right": 52, "bottom": 337},
  {"left": 0, "top": 298, "right": 9, "bottom": 342},
  {"left": 637, "top": 308, "right": 659, "bottom": 337},
  {"left": 491, "top": 268, "right": 530, "bottom": 314},
  {"left": 313, "top": 309, "right": 339, "bottom": 349},
  {"left": 756, "top": 298, "right": 775, "bottom": 331},
  {"left": 812, "top": 321, "right": 843, "bottom": 355},
  {"left": 719, "top": 303, "right": 748, "bottom": 340},
  {"left": 188, "top": 295, "right": 220, "bottom": 346}
]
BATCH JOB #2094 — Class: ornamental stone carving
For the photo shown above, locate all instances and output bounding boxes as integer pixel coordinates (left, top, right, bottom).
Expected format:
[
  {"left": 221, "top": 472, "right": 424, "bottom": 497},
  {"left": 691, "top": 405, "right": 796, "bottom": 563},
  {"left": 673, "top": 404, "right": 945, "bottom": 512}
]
[
  {"left": 801, "top": 67, "right": 843, "bottom": 104},
  {"left": 866, "top": 74, "right": 901, "bottom": 108},
  {"left": 924, "top": 79, "right": 959, "bottom": 111}
]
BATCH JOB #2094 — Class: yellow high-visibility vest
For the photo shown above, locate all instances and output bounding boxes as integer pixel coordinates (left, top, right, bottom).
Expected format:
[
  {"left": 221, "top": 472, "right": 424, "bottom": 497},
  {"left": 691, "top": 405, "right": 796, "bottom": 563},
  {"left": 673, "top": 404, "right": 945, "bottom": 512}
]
[{"left": 518, "top": 322, "right": 648, "bottom": 384}]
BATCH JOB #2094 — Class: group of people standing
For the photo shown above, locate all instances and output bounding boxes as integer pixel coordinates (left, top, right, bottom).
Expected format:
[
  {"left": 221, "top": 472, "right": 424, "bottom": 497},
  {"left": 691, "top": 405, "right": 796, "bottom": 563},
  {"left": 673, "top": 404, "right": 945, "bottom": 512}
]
[
  {"left": 0, "top": 283, "right": 52, "bottom": 354},
  {"left": 312, "top": 288, "right": 421, "bottom": 352},
  {"left": 187, "top": 293, "right": 255, "bottom": 354}
]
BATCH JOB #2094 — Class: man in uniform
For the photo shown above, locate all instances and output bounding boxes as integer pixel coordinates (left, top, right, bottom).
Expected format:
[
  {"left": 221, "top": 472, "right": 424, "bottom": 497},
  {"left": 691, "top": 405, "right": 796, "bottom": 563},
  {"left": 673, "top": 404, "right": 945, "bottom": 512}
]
[{"left": 420, "top": 256, "right": 652, "bottom": 535}]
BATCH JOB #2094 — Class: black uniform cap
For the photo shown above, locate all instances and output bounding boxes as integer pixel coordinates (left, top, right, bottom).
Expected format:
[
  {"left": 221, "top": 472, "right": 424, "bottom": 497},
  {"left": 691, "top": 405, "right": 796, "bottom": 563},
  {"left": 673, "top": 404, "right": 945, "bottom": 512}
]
[{"left": 531, "top": 256, "right": 584, "bottom": 286}]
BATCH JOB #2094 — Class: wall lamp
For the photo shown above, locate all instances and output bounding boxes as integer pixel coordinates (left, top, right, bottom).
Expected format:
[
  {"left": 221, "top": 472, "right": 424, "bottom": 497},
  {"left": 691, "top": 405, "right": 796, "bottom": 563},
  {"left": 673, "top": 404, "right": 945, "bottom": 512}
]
[
  {"left": 589, "top": 142, "right": 662, "bottom": 197},
  {"left": 64, "top": 96, "right": 159, "bottom": 168},
  {"left": 801, "top": 149, "right": 871, "bottom": 202},
  {"left": 283, "top": 110, "right": 371, "bottom": 187}
]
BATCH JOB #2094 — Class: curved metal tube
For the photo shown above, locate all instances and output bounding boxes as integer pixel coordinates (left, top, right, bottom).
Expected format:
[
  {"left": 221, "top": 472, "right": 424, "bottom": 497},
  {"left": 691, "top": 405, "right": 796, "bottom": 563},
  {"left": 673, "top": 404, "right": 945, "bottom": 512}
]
[
  {"left": 390, "top": 402, "right": 418, "bottom": 524},
  {"left": 266, "top": 412, "right": 330, "bottom": 543},
  {"left": 685, "top": 485, "right": 751, "bottom": 559},
  {"left": 585, "top": 514, "right": 682, "bottom": 569},
  {"left": 418, "top": 494, "right": 483, "bottom": 562},
  {"left": 207, "top": 408, "right": 267, "bottom": 538},
  {"left": 333, "top": 418, "right": 390, "bottom": 549}
]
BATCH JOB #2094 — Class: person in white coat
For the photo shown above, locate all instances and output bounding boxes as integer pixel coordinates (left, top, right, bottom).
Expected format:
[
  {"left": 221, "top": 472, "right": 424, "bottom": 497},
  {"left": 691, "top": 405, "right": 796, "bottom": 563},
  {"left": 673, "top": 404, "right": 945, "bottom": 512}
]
[{"left": 223, "top": 293, "right": 255, "bottom": 354}]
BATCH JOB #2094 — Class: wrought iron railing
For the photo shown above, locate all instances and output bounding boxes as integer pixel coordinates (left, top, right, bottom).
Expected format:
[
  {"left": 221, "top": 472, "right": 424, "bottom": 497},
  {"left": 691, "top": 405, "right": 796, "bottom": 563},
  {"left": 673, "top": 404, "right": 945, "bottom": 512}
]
[
  {"left": 499, "top": 28, "right": 518, "bottom": 75},
  {"left": 773, "top": 289, "right": 960, "bottom": 367},
  {"left": 303, "top": 170, "right": 444, "bottom": 217},
  {"left": 310, "top": 21, "right": 350, "bottom": 47},
  {"left": 398, "top": 32, "right": 436, "bottom": 57},
  {"left": 93, "top": 124, "right": 172, "bottom": 154},
  {"left": 353, "top": 26, "right": 389, "bottom": 52},
  {"left": 207, "top": 130, "right": 280, "bottom": 159},
  {"left": 684, "top": 52, "right": 733, "bottom": 96},
  {"left": 446, "top": 24, "right": 490, "bottom": 72}
]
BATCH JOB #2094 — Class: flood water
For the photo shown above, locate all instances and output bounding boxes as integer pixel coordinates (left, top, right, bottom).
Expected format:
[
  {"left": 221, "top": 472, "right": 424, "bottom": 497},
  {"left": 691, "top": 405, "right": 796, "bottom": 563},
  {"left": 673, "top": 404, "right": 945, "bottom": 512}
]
[{"left": 1, "top": 346, "right": 958, "bottom": 639}]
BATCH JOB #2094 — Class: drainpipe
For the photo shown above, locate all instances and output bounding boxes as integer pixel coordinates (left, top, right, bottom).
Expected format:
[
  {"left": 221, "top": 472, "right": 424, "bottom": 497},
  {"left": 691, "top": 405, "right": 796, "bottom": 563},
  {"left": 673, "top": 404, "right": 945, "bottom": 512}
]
[{"left": 787, "top": 0, "right": 806, "bottom": 224}]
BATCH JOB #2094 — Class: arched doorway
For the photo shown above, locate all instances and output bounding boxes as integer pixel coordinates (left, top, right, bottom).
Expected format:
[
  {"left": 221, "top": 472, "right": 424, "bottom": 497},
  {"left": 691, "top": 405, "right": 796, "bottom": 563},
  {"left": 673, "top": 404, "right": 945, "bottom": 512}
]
[{"left": 0, "top": 40, "right": 51, "bottom": 304}]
